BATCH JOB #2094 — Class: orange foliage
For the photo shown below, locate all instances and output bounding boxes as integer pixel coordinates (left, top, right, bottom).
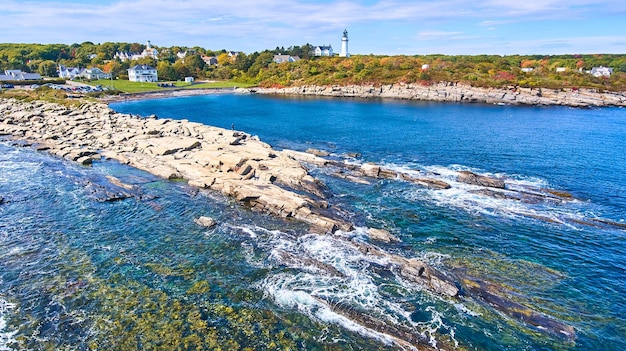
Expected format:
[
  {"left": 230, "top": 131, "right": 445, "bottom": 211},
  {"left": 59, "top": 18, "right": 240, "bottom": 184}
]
[{"left": 102, "top": 61, "right": 114, "bottom": 73}]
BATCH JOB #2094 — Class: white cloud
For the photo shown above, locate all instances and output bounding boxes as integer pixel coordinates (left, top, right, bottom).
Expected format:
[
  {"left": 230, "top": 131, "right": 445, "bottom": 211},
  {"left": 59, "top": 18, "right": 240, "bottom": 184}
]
[{"left": 1, "top": 0, "right": 625, "bottom": 54}]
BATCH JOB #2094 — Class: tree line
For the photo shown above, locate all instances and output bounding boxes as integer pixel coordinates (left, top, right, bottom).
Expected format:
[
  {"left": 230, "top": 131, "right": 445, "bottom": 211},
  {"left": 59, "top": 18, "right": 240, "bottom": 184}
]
[{"left": 1, "top": 42, "right": 625, "bottom": 91}]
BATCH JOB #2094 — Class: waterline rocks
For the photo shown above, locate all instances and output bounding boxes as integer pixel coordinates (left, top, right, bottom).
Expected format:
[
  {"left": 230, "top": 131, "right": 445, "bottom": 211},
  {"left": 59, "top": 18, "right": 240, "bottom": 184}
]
[
  {"left": 239, "top": 83, "right": 626, "bottom": 108},
  {"left": 457, "top": 170, "right": 505, "bottom": 189},
  {"left": 0, "top": 98, "right": 350, "bottom": 233}
]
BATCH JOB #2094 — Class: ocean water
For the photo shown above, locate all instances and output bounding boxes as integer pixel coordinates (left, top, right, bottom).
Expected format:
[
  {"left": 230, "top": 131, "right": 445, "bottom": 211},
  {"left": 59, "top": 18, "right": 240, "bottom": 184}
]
[{"left": 1, "top": 94, "right": 625, "bottom": 350}]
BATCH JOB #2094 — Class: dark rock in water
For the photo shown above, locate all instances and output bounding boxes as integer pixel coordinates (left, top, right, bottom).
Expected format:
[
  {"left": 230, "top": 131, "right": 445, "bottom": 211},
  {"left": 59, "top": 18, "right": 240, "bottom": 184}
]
[
  {"left": 459, "top": 275, "right": 576, "bottom": 341},
  {"left": 84, "top": 175, "right": 144, "bottom": 202},
  {"left": 0, "top": 196, "right": 4, "bottom": 205},
  {"left": 470, "top": 188, "right": 566, "bottom": 204},
  {"left": 357, "top": 163, "right": 451, "bottom": 189},
  {"left": 306, "top": 148, "right": 330, "bottom": 157},
  {"left": 543, "top": 188, "right": 574, "bottom": 199},
  {"left": 313, "top": 297, "right": 434, "bottom": 350},
  {"left": 352, "top": 240, "right": 459, "bottom": 297},
  {"left": 399, "top": 173, "right": 451, "bottom": 189},
  {"left": 458, "top": 170, "right": 505, "bottom": 189},
  {"left": 273, "top": 249, "right": 345, "bottom": 278}
]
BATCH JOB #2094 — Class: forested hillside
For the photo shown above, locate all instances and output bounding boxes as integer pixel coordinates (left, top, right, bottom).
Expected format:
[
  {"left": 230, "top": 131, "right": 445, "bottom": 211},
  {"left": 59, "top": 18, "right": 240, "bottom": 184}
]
[{"left": 2, "top": 42, "right": 625, "bottom": 91}]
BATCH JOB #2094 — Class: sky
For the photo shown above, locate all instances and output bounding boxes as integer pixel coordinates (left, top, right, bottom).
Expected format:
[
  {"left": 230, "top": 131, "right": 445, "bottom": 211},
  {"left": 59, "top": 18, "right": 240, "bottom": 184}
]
[{"left": 1, "top": 0, "right": 625, "bottom": 55}]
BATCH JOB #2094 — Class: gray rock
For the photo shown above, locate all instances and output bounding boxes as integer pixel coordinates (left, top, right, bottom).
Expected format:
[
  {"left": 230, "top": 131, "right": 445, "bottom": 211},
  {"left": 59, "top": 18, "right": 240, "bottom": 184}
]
[
  {"left": 194, "top": 216, "right": 217, "bottom": 228},
  {"left": 457, "top": 170, "right": 505, "bottom": 189}
]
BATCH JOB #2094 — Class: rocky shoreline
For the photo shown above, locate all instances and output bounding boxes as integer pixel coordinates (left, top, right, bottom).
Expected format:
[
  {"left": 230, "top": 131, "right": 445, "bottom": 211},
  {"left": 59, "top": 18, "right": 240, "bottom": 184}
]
[
  {"left": 238, "top": 82, "right": 626, "bottom": 107},
  {"left": 99, "top": 87, "right": 236, "bottom": 103},
  {"left": 0, "top": 97, "right": 579, "bottom": 346}
]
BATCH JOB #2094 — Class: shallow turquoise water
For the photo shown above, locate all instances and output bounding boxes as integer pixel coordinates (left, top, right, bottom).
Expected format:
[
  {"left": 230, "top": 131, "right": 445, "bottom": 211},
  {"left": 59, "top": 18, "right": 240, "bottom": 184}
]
[{"left": 1, "top": 94, "right": 625, "bottom": 350}]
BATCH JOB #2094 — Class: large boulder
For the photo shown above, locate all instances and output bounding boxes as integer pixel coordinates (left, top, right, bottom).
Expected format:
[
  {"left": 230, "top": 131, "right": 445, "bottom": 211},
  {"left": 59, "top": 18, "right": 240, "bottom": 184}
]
[
  {"left": 194, "top": 216, "right": 217, "bottom": 228},
  {"left": 367, "top": 228, "right": 400, "bottom": 243},
  {"left": 457, "top": 170, "right": 505, "bottom": 189}
]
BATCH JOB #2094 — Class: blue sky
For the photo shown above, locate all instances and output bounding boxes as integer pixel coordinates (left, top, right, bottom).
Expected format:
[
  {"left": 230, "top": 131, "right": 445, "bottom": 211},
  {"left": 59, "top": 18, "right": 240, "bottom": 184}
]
[{"left": 2, "top": 0, "right": 625, "bottom": 55}]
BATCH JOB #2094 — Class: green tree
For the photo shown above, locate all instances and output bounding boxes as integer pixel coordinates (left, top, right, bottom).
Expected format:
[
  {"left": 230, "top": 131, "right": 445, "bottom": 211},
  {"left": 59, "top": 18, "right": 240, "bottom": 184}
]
[
  {"left": 173, "top": 60, "right": 190, "bottom": 79},
  {"left": 38, "top": 60, "right": 58, "bottom": 77},
  {"left": 246, "top": 51, "right": 274, "bottom": 78},
  {"left": 184, "top": 54, "right": 206, "bottom": 78},
  {"left": 157, "top": 61, "right": 177, "bottom": 81}
]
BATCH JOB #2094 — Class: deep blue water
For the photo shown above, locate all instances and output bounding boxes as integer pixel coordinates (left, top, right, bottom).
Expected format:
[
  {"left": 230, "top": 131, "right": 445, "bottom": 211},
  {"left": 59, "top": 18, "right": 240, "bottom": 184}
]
[{"left": 1, "top": 93, "right": 625, "bottom": 350}]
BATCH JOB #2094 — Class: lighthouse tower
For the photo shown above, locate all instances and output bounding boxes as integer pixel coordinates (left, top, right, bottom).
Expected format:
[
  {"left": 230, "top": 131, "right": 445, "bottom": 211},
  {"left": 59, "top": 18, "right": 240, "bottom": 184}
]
[{"left": 340, "top": 29, "right": 350, "bottom": 57}]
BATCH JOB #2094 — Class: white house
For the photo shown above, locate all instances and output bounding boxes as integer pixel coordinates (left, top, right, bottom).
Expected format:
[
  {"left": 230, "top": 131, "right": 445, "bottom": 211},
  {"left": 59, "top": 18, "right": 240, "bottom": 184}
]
[
  {"left": 83, "top": 67, "right": 111, "bottom": 80},
  {"left": 127, "top": 64, "right": 158, "bottom": 82},
  {"left": 115, "top": 40, "right": 159, "bottom": 62},
  {"left": 521, "top": 67, "right": 534, "bottom": 73},
  {"left": 556, "top": 67, "right": 567, "bottom": 73},
  {"left": 1, "top": 70, "right": 41, "bottom": 81},
  {"left": 273, "top": 55, "right": 300, "bottom": 63},
  {"left": 141, "top": 41, "right": 158, "bottom": 59},
  {"left": 590, "top": 66, "right": 614, "bottom": 77},
  {"left": 314, "top": 45, "right": 333, "bottom": 57},
  {"left": 421, "top": 64, "right": 430, "bottom": 70},
  {"left": 59, "top": 65, "right": 81, "bottom": 79}
]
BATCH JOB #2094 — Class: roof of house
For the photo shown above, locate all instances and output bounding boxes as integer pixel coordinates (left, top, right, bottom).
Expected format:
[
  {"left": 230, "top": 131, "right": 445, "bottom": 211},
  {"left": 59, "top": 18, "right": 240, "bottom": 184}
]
[
  {"left": 20, "top": 73, "right": 42, "bottom": 80},
  {"left": 128, "top": 65, "right": 156, "bottom": 71},
  {"left": 273, "top": 55, "right": 301, "bottom": 63}
]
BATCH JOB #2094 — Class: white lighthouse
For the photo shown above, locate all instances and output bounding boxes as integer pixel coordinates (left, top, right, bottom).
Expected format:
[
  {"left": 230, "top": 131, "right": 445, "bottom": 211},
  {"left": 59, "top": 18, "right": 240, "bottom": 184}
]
[{"left": 340, "top": 29, "right": 350, "bottom": 57}]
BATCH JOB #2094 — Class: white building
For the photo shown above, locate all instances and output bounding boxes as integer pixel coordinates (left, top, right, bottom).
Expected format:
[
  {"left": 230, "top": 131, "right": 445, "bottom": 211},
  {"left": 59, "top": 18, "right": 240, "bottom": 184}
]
[
  {"left": 590, "top": 66, "right": 614, "bottom": 77},
  {"left": 314, "top": 45, "right": 333, "bottom": 57},
  {"left": 114, "top": 40, "right": 159, "bottom": 62},
  {"left": 59, "top": 65, "right": 81, "bottom": 79},
  {"left": 273, "top": 55, "right": 300, "bottom": 63},
  {"left": 339, "top": 29, "right": 350, "bottom": 57},
  {"left": 127, "top": 64, "right": 158, "bottom": 82},
  {"left": 83, "top": 67, "right": 111, "bottom": 80},
  {"left": 1, "top": 70, "right": 42, "bottom": 81}
]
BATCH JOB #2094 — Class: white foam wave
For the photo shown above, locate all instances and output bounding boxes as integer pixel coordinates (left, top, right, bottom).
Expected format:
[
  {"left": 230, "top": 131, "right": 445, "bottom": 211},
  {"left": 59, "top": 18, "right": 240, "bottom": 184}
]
[
  {"left": 248, "top": 226, "right": 460, "bottom": 348},
  {"left": 332, "top": 159, "right": 581, "bottom": 225},
  {"left": 261, "top": 273, "right": 406, "bottom": 349},
  {"left": 0, "top": 298, "right": 18, "bottom": 351}
]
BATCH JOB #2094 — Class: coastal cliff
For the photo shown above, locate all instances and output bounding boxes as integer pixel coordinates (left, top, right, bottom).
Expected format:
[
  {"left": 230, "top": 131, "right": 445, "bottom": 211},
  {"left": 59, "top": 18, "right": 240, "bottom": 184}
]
[{"left": 241, "top": 82, "right": 626, "bottom": 107}]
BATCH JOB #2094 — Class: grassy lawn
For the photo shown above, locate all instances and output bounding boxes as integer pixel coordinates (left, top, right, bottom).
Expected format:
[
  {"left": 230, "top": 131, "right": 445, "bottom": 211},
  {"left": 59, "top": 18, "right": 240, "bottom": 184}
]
[{"left": 88, "top": 79, "right": 255, "bottom": 93}]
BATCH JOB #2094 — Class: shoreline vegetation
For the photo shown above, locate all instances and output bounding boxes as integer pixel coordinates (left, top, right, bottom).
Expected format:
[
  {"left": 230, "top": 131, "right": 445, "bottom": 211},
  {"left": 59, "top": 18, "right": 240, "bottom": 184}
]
[
  {"left": 1, "top": 97, "right": 581, "bottom": 348},
  {"left": 2, "top": 41, "right": 626, "bottom": 107}
]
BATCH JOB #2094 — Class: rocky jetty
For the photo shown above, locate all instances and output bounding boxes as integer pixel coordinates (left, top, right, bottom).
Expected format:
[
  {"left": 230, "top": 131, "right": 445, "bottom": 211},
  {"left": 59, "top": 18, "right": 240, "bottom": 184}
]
[
  {"left": 0, "top": 98, "right": 350, "bottom": 233},
  {"left": 239, "top": 82, "right": 626, "bottom": 107}
]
